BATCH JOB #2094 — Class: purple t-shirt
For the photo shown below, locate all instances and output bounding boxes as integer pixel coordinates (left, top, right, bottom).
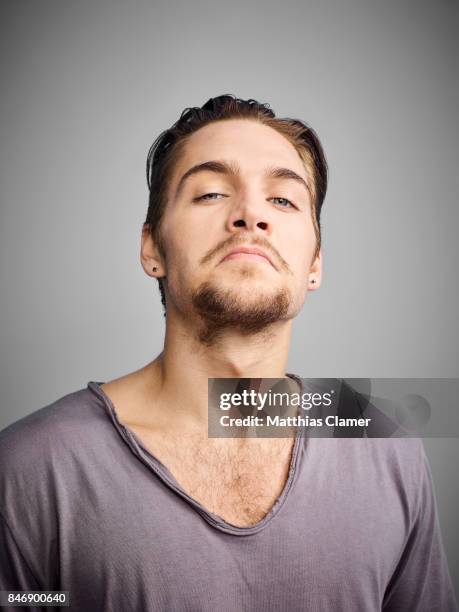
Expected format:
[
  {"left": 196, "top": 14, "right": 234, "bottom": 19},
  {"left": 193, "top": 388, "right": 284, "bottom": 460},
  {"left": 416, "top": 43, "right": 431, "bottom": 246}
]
[{"left": 0, "top": 377, "right": 457, "bottom": 611}]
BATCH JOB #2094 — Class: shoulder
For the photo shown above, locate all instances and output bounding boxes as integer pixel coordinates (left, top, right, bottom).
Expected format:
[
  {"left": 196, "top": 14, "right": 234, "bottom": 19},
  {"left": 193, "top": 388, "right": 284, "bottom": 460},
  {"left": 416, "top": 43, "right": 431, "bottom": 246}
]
[
  {"left": 361, "top": 436, "right": 426, "bottom": 490},
  {"left": 306, "top": 435, "right": 425, "bottom": 464},
  {"left": 0, "top": 383, "right": 109, "bottom": 486},
  {"left": 337, "top": 436, "right": 426, "bottom": 481},
  {"left": 351, "top": 437, "right": 428, "bottom": 521},
  {"left": 305, "top": 436, "right": 426, "bottom": 505},
  {"left": 0, "top": 383, "right": 107, "bottom": 446}
]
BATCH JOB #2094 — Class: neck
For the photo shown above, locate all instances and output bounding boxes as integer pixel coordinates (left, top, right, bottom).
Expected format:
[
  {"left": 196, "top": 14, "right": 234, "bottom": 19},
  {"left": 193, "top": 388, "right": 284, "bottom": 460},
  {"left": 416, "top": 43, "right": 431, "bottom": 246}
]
[{"left": 141, "top": 308, "right": 293, "bottom": 432}]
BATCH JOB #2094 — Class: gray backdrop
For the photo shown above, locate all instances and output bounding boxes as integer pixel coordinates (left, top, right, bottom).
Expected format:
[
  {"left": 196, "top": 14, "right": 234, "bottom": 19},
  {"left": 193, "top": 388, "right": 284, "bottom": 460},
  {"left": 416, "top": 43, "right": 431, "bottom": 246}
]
[{"left": 1, "top": 0, "right": 458, "bottom": 598}]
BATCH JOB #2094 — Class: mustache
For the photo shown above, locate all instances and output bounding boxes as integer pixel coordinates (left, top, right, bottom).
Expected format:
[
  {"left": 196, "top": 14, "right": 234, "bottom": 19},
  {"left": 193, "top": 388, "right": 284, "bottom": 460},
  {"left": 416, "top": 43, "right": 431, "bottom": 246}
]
[{"left": 200, "top": 234, "right": 291, "bottom": 273}]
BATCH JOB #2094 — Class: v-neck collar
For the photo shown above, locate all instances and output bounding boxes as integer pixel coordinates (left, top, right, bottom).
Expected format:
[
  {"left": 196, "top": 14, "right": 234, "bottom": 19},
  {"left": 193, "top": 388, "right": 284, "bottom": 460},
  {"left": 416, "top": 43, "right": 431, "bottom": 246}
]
[{"left": 88, "top": 373, "right": 307, "bottom": 536}]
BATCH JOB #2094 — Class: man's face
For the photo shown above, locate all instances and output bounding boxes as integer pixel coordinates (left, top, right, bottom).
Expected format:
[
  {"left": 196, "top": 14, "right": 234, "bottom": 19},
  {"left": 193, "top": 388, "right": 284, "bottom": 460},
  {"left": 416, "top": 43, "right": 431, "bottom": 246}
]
[{"left": 144, "top": 118, "right": 321, "bottom": 337}]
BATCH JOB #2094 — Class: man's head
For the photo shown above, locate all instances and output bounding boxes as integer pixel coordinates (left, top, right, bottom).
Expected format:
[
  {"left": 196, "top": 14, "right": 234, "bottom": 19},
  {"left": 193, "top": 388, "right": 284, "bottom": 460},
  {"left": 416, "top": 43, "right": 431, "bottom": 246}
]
[{"left": 141, "top": 95, "right": 328, "bottom": 343}]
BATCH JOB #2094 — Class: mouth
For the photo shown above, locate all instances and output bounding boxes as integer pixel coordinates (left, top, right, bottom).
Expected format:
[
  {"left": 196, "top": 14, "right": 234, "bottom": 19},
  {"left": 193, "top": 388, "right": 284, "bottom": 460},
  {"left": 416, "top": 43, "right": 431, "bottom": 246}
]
[{"left": 220, "top": 247, "right": 275, "bottom": 268}]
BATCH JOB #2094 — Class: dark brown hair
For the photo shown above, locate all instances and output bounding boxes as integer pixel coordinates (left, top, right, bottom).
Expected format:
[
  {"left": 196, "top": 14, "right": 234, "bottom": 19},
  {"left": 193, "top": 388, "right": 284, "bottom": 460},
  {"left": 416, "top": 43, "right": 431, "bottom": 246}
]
[{"left": 144, "top": 94, "right": 328, "bottom": 314}]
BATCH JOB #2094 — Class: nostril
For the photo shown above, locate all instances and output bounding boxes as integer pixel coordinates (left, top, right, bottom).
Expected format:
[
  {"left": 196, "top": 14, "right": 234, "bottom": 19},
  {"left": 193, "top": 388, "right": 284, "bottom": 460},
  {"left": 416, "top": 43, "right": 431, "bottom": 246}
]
[
  {"left": 258, "top": 222, "right": 268, "bottom": 230},
  {"left": 234, "top": 219, "right": 245, "bottom": 227}
]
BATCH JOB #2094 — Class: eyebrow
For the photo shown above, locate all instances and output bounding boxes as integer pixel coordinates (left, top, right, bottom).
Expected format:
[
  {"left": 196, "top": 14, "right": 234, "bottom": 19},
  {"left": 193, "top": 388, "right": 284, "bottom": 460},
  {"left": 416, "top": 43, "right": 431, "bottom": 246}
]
[{"left": 174, "top": 159, "right": 310, "bottom": 198}]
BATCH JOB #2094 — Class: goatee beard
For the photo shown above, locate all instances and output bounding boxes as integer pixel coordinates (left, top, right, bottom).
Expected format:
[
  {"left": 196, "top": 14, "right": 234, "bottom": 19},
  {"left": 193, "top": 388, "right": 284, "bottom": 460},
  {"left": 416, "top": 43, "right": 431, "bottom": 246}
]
[{"left": 191, "top": 281, "right": 291, "bottom": 346}]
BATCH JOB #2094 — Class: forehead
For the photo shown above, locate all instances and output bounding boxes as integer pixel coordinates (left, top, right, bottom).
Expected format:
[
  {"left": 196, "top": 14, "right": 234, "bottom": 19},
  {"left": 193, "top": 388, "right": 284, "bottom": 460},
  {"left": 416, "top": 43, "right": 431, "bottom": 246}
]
[{"left": 171, "top": 118, "right": 307, "bottom": 181}]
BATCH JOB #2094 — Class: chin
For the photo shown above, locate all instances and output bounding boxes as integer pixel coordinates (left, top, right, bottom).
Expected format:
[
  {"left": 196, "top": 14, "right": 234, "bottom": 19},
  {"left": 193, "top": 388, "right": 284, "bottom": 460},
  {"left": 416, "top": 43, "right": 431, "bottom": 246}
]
[
  {"left": 212, "top": 264, "right": 279, "bottom": 287},
  {"left": 221, "top": 259, "right": 276, "bottom": 278},
  {"left": 191, "top": 279, "right": 293, "bottom": 335},
  {"left": 222, "top": 276, "right": 278, "bottom": 294}
]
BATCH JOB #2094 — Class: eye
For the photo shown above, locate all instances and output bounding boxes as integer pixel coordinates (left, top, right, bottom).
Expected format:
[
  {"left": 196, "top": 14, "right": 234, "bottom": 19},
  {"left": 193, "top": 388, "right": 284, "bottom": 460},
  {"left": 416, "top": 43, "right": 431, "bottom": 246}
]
[
  {"left": 194, "top": 192, "right": 227, "bottom": 201},
  {"left": 270, "top": 197, "right": 296, "bottom": 209}
]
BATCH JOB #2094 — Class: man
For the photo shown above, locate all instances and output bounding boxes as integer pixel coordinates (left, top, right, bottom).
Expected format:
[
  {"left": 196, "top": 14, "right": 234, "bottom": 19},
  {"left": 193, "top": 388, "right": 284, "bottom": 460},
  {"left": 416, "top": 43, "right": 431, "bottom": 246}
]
[{"left": 0, "top": 95, "right": 457, "bottom": 611}]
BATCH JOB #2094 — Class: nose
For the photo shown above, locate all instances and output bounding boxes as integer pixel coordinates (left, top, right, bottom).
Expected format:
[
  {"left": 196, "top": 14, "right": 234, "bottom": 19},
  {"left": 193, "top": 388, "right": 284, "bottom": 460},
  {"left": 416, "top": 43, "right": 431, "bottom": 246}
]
[{"left": 225, "top": 194, "right": 272, "bottom": 236}]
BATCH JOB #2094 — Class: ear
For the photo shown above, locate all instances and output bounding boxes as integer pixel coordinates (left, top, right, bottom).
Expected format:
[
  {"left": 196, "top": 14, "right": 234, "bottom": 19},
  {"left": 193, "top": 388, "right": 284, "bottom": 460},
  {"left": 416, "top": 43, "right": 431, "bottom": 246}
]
[
  {"left": 308, "top": 248, "right": 322, "bottom": 291},
  {"left": 140, "top": 223, "right": 165, "bottom": 278}
]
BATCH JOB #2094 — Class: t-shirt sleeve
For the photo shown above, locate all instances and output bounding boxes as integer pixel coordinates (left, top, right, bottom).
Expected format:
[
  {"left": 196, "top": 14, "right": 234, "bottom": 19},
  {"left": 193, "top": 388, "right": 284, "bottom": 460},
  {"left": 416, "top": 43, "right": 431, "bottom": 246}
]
[
  {"left": 0, "top": 512, "right": 43, "bottom": 612},
  {"left": 382, "top": 442, "right": 458, "bottom": 611}
]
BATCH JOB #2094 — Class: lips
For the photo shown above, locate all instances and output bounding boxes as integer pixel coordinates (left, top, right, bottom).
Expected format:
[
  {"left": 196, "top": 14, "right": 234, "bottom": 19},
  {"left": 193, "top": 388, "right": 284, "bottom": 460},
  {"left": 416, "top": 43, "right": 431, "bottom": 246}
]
[{"left": 220, "top": 246, "right": 274, "bottom": 268}]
